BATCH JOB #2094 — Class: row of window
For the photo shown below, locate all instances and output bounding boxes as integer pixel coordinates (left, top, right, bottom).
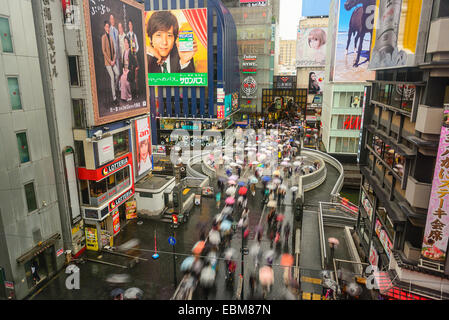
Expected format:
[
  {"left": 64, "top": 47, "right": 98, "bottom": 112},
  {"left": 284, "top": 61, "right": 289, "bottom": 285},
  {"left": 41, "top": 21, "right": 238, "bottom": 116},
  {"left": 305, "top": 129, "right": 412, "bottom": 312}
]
[
  {"left": 371, "top": 83, "right": 416, "bottom": 113},
  {"left": 371, "top": 135, "right": 406, "bottom": 178},
  {"left": 332, "top": 137, "right": 359, "bottom": 154}
]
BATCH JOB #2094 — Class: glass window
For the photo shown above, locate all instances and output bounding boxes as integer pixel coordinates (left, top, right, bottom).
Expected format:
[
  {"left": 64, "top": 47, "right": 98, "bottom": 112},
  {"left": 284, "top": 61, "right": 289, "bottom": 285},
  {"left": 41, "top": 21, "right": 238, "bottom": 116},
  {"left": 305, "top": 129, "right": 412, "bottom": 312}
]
[
  {"left": 79, "top": 180, "right": 89, "bottom": 205},
  {"left": 8, "top": 77, "right": 22, "bottom": 110},
  {"left": 24, "top": 182, "right": 38, "bottom": 213},
  {"left": 123, "top": 166, "right": 130, "bottom": 181},
  {"left": 0, "top": 17, "right": 13, "bottom": 53},
  {"left": 107, "top": 174, "right": 116, "bottom": 191},
  {"left": 90, "top": 179, "right": 107, "bottom": 198},
  {"left": 342, "top": 138, "right": 350, "bottom": 152},
  {"left": 74, "top": 140, "right": 85, "bottom": 167},
  {"left": 68, "top": 56, "right": 80, "bottom": 86},
  {"left": 72, "top": 100, "right": 86, "bottom": 128},
  {"left": 113, "top": 130, "right": 129, "bottom": 158},
  {"left": 116, "top": 168, "right": 124, "bottom": 185},
  {"left": 16, "top": 132, "right": 30, "bottom": 163},
  {"left": 335, "top": 137, "right": 342, "bottom": 153},
  {"left": 432, "top": 0, "right": 449, "bottom": 20}
]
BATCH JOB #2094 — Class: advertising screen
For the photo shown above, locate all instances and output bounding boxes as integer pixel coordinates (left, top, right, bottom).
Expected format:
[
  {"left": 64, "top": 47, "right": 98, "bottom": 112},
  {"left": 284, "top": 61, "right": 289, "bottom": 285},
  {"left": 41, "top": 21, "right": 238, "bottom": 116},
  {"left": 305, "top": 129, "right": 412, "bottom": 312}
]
[
  {"left": 135, "top": 116, "right": 152, "bottom": 177},
  {"left": 145, "top": 9, "right": 208, "bottom": 86},
  {"left": 83, "top": 0, "right": 149, "bottom": 125},
  {"left": 308, "top": 71, "right": 325, "bottom": 94},
  {"left": 296, "top": 27, "right": 328, "bottom": 67},
  {"left": 333, "top": 0, "right": 375, "bottom": 82},
  {"left": 369, "top": 0, "right": 423, "bottom": 70}
]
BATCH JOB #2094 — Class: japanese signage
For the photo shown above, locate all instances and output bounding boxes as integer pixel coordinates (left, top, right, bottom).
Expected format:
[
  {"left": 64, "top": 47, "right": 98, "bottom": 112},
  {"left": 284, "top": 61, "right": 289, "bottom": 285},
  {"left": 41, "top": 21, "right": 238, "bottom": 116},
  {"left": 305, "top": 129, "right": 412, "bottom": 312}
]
[
  {"left": 145, "top": 9, "right": 208, "bottom": 86},
  {"left": 78, "top": 153, "right": 132, "bottom": 181},
  {"left": 112, "top": 209, "right": 120, "bottom": 235},
  {"left": 369, "top": 0, "right": 423, "bottom": 70},
  {"left": 42, "top": 0, "right": 58, "bottom": 78},
  {"left": 241, "top": 76, "right": 257, "bottom": 99},
  {"left": 369, "top": 244, "right": 379, "bottom": 267},
  {"left": 361, "top": 190, "right": 373, "bottom": 221},
  {"left": 333, "top": 0, "right": 375, "bottom": 82},
  {"left": 135, "top": 116, "right": 152, "bottom": 177},
  {"left": 217, "top": 105, "right": 225, "bottom": 119},
  {"left": 421, "top": 107, "right": 449, "bottom": 262},
  {"left": 375, "top": 219, "right": 393, "bottom": 259},
  {"left": 85, "top": 227, "right": 99, "bottom": 251},
  {"left": 125, "top": 200, "right": 137, "bottom": 220},
  {"left": 217, "top": 87, "right": 225, "bottom": 103},
  {"left": 84, "top": 0, "right": 149, "bottom": 125},
  {"left": 239, "top": 0, "right": 267, "bottom": 7},
  {"left": 108, "top": 187, "right": 135, "bottom": 212}
]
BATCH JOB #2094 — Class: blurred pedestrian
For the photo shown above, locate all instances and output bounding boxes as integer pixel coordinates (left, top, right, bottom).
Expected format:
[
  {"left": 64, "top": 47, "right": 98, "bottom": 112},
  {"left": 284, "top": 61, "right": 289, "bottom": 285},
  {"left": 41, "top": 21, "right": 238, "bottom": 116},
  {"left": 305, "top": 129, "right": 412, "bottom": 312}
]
[{"left": 216, "top": 191, "right": 221, "bottom": 209}]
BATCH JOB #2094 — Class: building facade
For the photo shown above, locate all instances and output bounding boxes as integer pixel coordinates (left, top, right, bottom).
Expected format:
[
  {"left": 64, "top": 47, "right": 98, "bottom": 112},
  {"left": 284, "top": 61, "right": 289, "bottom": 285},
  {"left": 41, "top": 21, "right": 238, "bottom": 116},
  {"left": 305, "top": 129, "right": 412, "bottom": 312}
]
[
  {"left": 356, "top": 0, "right": 449, "bottom": 300},
  {"left": 0, "top": 0, "right": 66, "bottom": 300},
  {"left": 279, "top": 40, "right": 296, "bottom": 67}
]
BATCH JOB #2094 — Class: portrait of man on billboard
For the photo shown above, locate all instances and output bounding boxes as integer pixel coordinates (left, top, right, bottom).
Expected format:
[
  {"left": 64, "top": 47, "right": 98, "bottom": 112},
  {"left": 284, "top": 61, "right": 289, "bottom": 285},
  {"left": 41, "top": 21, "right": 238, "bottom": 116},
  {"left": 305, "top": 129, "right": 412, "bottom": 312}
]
[
  {"left": 145, "top": 9, "right": 208, "bottom": 86},
  {"left": 146, "top": 10, "right": 197, "bottom": 73}
]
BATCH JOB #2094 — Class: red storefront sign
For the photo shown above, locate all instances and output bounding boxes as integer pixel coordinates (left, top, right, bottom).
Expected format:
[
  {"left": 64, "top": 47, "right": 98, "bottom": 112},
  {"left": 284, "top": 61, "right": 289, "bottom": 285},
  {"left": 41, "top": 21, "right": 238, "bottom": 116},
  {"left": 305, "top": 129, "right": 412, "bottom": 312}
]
[
  {"left": 77, "top": 153, "right": 132, "bottom": 181},
  {"left": 112, "top": 210, "right": 120, "bottom": 235},
  {"left": 108, "top": 187, "right": 135, "bottom": 212}
]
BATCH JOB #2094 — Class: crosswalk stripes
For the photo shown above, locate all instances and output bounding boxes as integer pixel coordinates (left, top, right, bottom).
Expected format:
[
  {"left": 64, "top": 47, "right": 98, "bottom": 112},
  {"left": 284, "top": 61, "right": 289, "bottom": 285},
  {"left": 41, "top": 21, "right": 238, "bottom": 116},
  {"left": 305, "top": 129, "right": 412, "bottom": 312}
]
[{"left": 301, "top": 292, "right": 323, "bottom": 300}]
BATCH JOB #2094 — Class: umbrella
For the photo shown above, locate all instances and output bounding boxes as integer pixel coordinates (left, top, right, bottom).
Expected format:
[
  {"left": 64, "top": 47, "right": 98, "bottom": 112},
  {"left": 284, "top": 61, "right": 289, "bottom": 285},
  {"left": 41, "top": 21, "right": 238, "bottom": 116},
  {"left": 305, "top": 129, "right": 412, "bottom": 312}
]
[
  {"left": 280, "top": 253, "right": 294, "bottom": 267},
  {"left": 224, "top": 248, "right": 236, "bottom": 260},
  {"left": 180, "top": 256, "right": 196, "bottom": 272},
  {"left": 206, "top": 251, "right": 218, "bottom": 265},
  {"left": 293, "top": 161, "right": 301, "bottom": 166},
  {"left": 276, "top": 214, "right": 285, "bottom": 222},
  {"left": 228, "top": 180, "right": 236, "bottom": 185},
  {"left": 273, "top": 170, "right": 280, "bottom": 176},
  {"left": 267, "top": 200, "right": 277, "bottom": 208},
  {"left": 105, "top": 274, "right": 131, "bottom": 284},
  {"left": 124, "top": 287, "right": 143, "bottom": 300},
  {"left": 346, "top": 282, "right": 363, "bottom": 297},
  {"left": 283, "top": 157, "right": 290, "bottom": 161},
  {"left": 230, "top": 162, "right": 239, "bottom": 167},
  {"left": 226, "top": 187, "right": 236, "bottom": 196},
  {"left": 238, "top": 187, "right": 248, "bottom": 195},
  {"left": 259, "top": 266, "right": 274, "bottom": 286},
  {"left": 258, "top": 163, "right": 265, "bottom": 168},
  {"left": 291, "top": 186, "right": 298, "bottom": 192},
  {"left": 249, "top": 243, "right": 261, "bottom": 257},
  {"left": 208, "top": 230, "right": 221, "bottom": 245},
  {"left": 236, "top": 159, "right": 244, "bottom": 165},
  {"left": 273, "top": 178, "right": 282, "bottom": 185},
  {"left": 221, "top": 206, "right": 233, "bottom": 215},
  {"left": 110, "top": 288, "right": 124, "bottom": 299},
  {"left": 262, "top": 176, "right": 272, "bottom": 182},
  {"left": 238, "top": 181, "right": 246, "bottom": 187},
  {"left": 251, "top": 160, "right": 260, "bottom": 165},
  {"left": 280, "top": 161, "right": 289, "bottom": 166},
  {"left": 220, "top": 219, "right": 232, "bottom": 231},
  {"left": 328, "top": 237, "right": 340, "bottom": 247},
  {"left": 200, "top": 266, "right": 216, "bottom": 287},
  {"left": 192, "top": 241, "right": 206, "bottom": 255},
  {"left": 229, "top": 175, "right": 239, "bottom": 181},
  {"left": 249, "top": 177, "right": 258, "bottom": 184},
  {"left": 263, "top": 250, "right": 275, "bottom": 263},
  {"left": 225, "top": 197, "right": 235, "bottom": 205},
  {"left": 279, "top": 184, "right": 288, "bottom": 191}
]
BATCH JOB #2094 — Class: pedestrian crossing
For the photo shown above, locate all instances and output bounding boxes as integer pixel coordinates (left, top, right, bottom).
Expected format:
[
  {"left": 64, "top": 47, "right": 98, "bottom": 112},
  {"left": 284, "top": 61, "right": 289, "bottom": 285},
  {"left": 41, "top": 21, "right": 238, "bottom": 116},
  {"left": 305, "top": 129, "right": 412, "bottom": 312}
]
[{"left": 301, "top": 292, "right": 323, "bottom": 300}]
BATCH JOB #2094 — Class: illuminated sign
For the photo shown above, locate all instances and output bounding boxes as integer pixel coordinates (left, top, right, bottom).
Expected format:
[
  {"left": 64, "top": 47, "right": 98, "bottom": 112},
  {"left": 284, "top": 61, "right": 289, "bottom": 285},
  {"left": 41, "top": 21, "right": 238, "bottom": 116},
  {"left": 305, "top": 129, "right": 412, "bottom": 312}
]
[
  {"left": 108, "top": 187, "right": 135, "bottom": 212},
  {"left": 78, "top": 153, "right": 132, "bottom": 181}
]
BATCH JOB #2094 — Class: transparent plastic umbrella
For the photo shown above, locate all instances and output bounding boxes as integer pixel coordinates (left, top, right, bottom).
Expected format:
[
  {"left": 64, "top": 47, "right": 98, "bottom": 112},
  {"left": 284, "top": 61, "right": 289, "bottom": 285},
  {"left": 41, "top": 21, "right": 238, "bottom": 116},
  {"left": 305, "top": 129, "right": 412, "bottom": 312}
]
[{"left": 180, "top": 256, "right": 195, "bottom": 272}]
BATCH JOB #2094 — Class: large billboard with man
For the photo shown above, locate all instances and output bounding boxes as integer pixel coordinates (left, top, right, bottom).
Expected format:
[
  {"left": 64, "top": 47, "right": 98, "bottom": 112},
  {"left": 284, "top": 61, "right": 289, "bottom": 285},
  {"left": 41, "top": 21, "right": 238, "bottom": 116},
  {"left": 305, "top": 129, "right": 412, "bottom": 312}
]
[
  {"left": 83, "top": 0, "right": 149, "bottom": 125},
  {"left": 145, "top": 9, "right": 208, "bottom": 86}
]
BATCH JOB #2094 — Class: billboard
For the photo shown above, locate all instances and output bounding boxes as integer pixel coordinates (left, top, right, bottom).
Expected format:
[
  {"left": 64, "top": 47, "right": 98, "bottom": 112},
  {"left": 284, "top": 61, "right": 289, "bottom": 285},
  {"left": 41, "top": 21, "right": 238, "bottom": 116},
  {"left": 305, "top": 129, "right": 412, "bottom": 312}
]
[
  {"left": 296, "top": 27, "right": 328, "bottom": 67},
  {"left": 135, "top": 117, "right": 152, "bottom": 177},
  {"left": 145, "top": 9, "right": 208, "bottom": 86},
  {"left": 333, "top": 0, "right": 375, "bottom": 82},
  {"left": 302, "top": 0, "right": 331, "bottom": 17},
  {"left": 241, "top": 76, "right": 257, "bottom": 99},
  {"left": 308, "top": 71, "right": 325, "bottom": 94},
  {"left": 369, "top": 0, "right": 423, "bottom": 70},
  {"left": 274, "top": 76, "right": 296, "bottom": 89},
  {"left": 83, "top": 0, "right": 149, "bottom": 126},
  {"left": 421, "top": 107, "right": 449, "bottom": 263}
]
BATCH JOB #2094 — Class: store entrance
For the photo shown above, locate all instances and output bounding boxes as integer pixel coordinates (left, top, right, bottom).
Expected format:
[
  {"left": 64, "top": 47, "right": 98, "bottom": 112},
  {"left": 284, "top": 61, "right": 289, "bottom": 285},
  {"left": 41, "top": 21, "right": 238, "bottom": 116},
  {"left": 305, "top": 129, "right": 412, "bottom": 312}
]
[{"left": 25, "top": 247, "right": 55, "bottom": 290}]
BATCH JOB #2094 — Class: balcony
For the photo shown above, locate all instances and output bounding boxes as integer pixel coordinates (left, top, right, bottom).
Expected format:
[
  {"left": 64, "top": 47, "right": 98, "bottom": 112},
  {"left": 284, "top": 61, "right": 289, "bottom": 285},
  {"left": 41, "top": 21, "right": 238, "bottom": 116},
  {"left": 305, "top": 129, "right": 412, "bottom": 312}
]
[
  {"left": 427, "top": 18, "right": 449, "bottom": 54},
  {"left": 405, "top": 176, "right": 431, "bottom": 209},
  {"left": 415, "top": 105, "right": 443, "bottom": 135}
]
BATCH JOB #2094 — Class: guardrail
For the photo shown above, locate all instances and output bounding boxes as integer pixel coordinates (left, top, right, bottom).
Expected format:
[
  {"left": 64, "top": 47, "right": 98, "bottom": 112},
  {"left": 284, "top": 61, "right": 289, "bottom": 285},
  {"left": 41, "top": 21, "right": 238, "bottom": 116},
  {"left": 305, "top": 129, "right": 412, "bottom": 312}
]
[{"left": 318, "top": 202, "right": 327, "bottom": 270}]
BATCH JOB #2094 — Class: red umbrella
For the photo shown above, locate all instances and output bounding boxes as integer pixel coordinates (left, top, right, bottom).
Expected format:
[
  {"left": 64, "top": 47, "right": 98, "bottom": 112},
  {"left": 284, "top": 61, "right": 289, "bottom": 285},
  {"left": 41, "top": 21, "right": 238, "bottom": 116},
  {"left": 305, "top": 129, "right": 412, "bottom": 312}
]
[
  {"left": 276, "top": 214, "right": 285, "bottom": 222},
  {"left": 280, "top": 253, "right": 294, "bottom": 267},
  {"left": 238, "top": 187, "right": 248, "bottom": 195}
]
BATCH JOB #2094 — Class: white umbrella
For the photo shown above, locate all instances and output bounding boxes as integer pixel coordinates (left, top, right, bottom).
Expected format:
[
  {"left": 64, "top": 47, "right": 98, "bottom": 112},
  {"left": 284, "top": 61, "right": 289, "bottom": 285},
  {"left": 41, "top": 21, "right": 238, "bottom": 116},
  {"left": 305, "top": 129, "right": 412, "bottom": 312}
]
[
  {"left": 124, "top": 287, "right": 143, "bottom": 300},
  {"left": 283, "top": 158, "right": 290, "bottom": 161},
  {"left": 208, "top": 230, "right": 221, "bottom": 245},
  {"left": 226, "top": 187, "right": 236, "bottom": 196},
  {"left": 291, "top": 186, "right": 298, "bottom": 192},
  {"left": 249, "top": 243, "right": 261, "bottom": 257},
  {"left": 267, "top": 200, "right": 277, "bottom": 208},
  {"left": 281, "top": 161, "right": 289, "bottom": 166},
  {"left": 293, "top": 161, "right": 301, "bottom": 166},
  {"left": 200, "top": 266, "right": 216, "bottom": 287},
  {"left": 105, "top": 274, "right": 131, "bottom": 284},
  {"left": 224, "top": 248, "right": 236, "bottom": 260}
]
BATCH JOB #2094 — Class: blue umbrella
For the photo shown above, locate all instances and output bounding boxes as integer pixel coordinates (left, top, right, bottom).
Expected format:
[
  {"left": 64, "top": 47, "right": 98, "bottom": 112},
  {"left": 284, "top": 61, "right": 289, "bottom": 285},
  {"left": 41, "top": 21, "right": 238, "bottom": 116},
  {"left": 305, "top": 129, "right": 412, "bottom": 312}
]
[
  {"left": 262, "top": 176, "right": 272, "bottom": 182},
  {"left": 220, "top": 220, "right": 232, "bottom": 231},
  {"left": 180, "top": 256, "right": 195, "bottom": 272},
  {"left": 238, "top": 181, "right": 246, "bottom": 186}
]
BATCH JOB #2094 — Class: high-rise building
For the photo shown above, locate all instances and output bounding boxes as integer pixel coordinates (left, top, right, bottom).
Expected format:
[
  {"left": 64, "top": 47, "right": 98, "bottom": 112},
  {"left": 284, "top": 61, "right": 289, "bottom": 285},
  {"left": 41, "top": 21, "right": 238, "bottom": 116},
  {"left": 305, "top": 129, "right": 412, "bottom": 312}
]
[
  {"left": 355, "top": 0, "right": 449, "bottom": 300},
  {"left": 0, "top": 0, "right": 66, "bottom": 300},
  {"left": 279, "top": 40, "right": 296, "bottom": 67}
]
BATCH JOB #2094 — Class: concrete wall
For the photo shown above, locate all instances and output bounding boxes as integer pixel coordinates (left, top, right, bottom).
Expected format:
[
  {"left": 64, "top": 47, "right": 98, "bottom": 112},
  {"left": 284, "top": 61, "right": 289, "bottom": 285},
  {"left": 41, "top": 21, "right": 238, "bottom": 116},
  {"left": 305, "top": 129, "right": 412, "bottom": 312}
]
[{"left": 0, "top": 0, "right": 64, "bottom": 300}]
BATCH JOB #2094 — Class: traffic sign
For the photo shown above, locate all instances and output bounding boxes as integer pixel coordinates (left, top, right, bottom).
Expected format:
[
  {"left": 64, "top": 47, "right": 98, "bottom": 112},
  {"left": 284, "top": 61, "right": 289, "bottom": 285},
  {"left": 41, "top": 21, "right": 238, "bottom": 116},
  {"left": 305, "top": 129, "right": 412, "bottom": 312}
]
[
  {"left": 172, "top": 214, "right": 178, "bottom": 224},
  {"left": 168, "top": 236, "right": 176, "bottom": 246}
]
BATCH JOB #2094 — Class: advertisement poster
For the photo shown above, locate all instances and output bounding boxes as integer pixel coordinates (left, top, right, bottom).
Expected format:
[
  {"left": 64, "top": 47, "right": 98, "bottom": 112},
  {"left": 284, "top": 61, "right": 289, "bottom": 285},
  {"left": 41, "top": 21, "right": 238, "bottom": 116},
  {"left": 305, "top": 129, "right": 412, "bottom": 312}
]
[
  {"left": 84, "top": 0, "right": 149, "bottom": 125},
  {"left": 112, "top": 210, "right": 120, "bottom": 235},
  {"left": 135, "top": 116, "right": 152, "bottom": 177},
  {"left": 125, "top": 200, "right": 137, "bottom": 220},
  {"left": 369, "top": 0, "right": 423, "bottom": 70},
  {"left": 145, "top": 9, "right": 208, "bottom": 86},
  {"left": 85, "top": 227, "right": 99, "bottom": 251},
  {"left": 296, "top": 27, "right": 328, "bottom": 67},
  {"left": 241, "top": 76, "right": 257, "bottom": 99},
  {"left": 369, "top": 244, "right": 379, "bottom": 267},
  {"left": 421, "top": 108, "right": 449, "bottom": 262},
  {"left": 333, "top": 0, "right": 375, "bottom": 82},
  {"left": 308, "top": 71, "right": 325, "bottom": 94}
]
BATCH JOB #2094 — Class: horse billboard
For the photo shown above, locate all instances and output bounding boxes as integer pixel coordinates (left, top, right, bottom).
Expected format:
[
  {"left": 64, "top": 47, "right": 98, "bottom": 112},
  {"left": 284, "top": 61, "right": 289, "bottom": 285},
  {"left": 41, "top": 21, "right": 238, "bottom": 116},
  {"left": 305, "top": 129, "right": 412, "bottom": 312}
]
[
  {"left": 368, "top": 0, "right": 423, "bottom": 70},
  {"left": 333, "top": 0, "right": 376, "bottom": 82}
]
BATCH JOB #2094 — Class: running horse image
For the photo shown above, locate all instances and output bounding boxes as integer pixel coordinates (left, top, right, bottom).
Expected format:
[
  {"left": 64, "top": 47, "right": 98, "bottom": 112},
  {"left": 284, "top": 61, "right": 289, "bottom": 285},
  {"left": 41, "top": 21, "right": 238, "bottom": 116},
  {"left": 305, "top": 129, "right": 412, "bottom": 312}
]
[{"left": 344, "top": 0, "right": 376, "bottom": 67}]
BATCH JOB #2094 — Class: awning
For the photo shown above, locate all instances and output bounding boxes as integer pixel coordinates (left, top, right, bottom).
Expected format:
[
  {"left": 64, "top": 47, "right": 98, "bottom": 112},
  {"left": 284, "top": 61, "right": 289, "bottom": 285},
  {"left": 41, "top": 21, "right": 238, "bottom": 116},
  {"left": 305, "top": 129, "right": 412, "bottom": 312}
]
[{"left": 16, "top": 233, "right": 61, "bottom": 263}]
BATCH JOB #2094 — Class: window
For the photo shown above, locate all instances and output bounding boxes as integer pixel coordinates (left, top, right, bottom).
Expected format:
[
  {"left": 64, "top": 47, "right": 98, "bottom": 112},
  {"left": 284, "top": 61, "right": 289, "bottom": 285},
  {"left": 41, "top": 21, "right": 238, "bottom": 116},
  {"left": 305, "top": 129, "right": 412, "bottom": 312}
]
[
  {"left": 74, "top": 140, "right": 85, "bottom": 167},
  {"left": 72, "top": 99, "right": 86, "bottom": 128},
  {"left": 90, "top": 179, "right": 107, "bottom": 198},
  {"left": 16, "top": 132, "right": 30, "bottom": 163},
  {"left": 0, "top": 17, "right": 13, "bottom": 52},
  {"left": 432, "top": 0, "right": 449, "bottom": 20},
  {"left": 24, "top": 182, "right": 38, "bottom": 213},
  {"left": 8, "top": 77, "right": 22, "bottom": 110},
  {"left": 68, "top": 56, "right": 80, "bottom": 86},
  {"left": 113, "top": 130, "right": 129, "bottom": 158}
]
